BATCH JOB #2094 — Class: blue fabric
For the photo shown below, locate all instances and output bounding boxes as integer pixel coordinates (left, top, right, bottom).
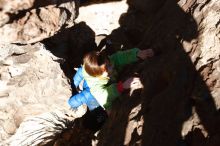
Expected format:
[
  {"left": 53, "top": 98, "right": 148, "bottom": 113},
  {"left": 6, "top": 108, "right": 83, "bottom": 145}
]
[
  {"left": 73, "top": 67, "right": 83, "bottom": 88},
  {"left": 69, "top": 67, "right": 100, "bottom": 111},
  {"left": 72, "top": 67, "right": 89, "bottom": 89},
  {"left": 68, "top": 88, "right": 100, "bottom": 111}
]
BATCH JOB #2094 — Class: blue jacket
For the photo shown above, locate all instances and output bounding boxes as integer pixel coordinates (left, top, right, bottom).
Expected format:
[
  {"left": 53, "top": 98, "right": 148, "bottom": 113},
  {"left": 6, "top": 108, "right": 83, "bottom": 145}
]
[{"left": 68, "top": 67, "right": 100, "bottom": 111}]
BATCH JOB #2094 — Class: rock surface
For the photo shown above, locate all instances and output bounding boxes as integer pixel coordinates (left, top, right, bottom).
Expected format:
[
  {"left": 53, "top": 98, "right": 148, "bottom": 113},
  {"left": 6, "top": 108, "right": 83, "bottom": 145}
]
[
  {"left": 76, "top": 0, "right": 128, "bottom": 35},
  {"left": 0, "top": 43, "right": 72, "bottom": 142},
  {"left": 0, "top": 0, "right": 219, "bottom": 146},
  {"left": 92, "top": 0, "right": 220, "bottom": 146},
  {"left": 5, "top": 104, "right": 87, "bottom": 146},
  {"left": 0, "top": 0, "right": 79, "bottom": 44}
]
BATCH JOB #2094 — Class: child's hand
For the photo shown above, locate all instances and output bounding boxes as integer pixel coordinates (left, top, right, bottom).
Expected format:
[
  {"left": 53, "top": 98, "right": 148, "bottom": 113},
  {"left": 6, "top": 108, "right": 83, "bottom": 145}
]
[
  {"left": 122, "top": 77, "right": 143, "bottom": 89},
  {"left": 137, "top": 49, "right": 154, "bottom": 60}
]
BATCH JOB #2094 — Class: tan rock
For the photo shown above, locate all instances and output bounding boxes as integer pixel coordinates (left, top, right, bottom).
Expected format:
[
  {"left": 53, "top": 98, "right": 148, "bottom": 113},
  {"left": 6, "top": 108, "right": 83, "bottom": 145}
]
[
  {"left": 3, "top": 120, "right": 16, "bottom": 135},
  {"left": 0, "top": 0, "right": 79, "bottom": 44}
]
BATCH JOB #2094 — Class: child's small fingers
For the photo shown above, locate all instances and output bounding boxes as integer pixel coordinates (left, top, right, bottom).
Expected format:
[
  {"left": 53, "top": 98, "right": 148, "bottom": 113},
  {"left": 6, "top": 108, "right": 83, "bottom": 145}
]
[
  {"left": 149, "top": 50, "right": 154, "bottom": 53},
  {"left": 146, "top": 51, "right": 154, "bottom": 57},
  {"left": 148, "top": 53, "right": 154, "bottom": 57}
]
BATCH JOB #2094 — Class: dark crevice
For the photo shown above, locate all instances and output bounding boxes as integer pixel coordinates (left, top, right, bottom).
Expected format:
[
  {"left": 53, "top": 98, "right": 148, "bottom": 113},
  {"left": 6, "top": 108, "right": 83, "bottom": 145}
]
[
  {"left": 199, "top": 0, "right": 211, "bottom": 11},
  {"left": 215, "top": 19, "right": 220, "bottom": 28}
]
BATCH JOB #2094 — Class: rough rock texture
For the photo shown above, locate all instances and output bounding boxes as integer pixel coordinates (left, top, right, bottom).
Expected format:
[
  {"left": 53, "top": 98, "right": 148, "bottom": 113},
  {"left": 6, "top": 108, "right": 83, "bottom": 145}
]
[
  {"left": 42, "top": 21, "right": 97, "bottom": 80},
  {"left": 5, "top": 105, "right": 87, "bottom": 146},
  {"left": 0, "top": 43, "right": 72, "bottom": 142},
  {"left": 76, "top": 0, "right": 128, "bottom": 35},
  {"left": 0, "top": 0, "right": 219, "bottom": 145},
  {"left": 0, "top": 0, "right": 79, "bottom": 44}
]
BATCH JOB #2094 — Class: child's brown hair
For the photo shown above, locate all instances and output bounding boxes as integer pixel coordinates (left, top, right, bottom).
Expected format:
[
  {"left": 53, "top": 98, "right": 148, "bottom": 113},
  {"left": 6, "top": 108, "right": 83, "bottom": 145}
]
[{"left": 83, "top": 51, "right": 108, "bottom": 77}]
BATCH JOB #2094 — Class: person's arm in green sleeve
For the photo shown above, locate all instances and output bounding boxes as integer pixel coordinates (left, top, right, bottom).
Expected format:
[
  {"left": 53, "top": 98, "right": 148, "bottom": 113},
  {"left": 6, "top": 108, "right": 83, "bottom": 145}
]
[
  {"left": 109, "top": 48, "right": 154, "bottom": 70},
  {"left": 109, "top": 48, "right": 140, "bottom": 69}
]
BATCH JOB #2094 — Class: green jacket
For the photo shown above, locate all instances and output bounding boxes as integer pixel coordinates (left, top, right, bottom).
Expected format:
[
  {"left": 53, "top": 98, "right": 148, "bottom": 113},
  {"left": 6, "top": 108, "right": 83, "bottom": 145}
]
[{"left": 82, "top": 48, "right": 139, "bottom": 109}]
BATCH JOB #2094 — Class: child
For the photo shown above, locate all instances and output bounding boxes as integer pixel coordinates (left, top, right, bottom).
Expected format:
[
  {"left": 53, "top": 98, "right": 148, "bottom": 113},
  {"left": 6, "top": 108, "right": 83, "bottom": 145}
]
[{"left": 68, "top": 47, "right": 154, "bottom": 111}]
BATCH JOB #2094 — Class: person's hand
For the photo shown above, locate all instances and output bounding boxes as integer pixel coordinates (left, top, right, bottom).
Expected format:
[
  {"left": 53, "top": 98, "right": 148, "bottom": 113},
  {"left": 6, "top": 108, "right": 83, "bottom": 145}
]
[
  {"left": 122, "top": 77, "right": 143, "bottom": 89},
  {"left": 137, "top": 49, "right": 154, "bottom": 60}
]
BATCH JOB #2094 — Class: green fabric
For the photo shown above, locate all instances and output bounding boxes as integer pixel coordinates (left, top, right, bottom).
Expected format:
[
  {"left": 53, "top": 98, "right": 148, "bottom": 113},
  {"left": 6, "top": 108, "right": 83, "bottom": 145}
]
[
  {"left": 83, "top": 48, "right": 140, "bottom": 109},
  {"left": 82, "top": 68, "right": 120, "bottom": 109},
  {"left": 109, "top": 48, "right": 140, "bottom": 70},
  {"left": 103, "top": 83, "right": 120, "bottom": 109}
]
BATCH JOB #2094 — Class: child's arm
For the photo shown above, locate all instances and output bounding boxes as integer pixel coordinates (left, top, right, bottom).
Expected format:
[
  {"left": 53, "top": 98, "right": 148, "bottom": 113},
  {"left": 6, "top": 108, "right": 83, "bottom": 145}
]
[
  {"left": 73, "top": 67, "right": 84, "bottom": 88},
  {"left": 68, "top": 89, "right": 100, "bottom": 111},
  {"left": 109, "top": 48, "right": 154, "bottom": 69},
  {"left": 109, "top": 48, "right": 140, "bottom": 69}
]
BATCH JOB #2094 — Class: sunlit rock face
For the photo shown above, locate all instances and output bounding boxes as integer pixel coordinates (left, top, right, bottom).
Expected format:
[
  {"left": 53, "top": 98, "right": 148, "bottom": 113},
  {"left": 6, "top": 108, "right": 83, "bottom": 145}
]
[
  {"left": 76, "top": 0, "right": 128, "bottom": 35},
  {"left": 0, "top": 43, "right": 72, "bottom": 142},
  {"left": 0, "top": 0, "right": 79, "bottom": 44}
]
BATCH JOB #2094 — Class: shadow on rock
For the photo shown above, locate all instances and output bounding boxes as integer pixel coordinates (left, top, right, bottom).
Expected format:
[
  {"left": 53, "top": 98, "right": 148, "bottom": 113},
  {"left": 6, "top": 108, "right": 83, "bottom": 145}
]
[
  {"left": 42, "top": 21, "right": 97, "bottom": 82},
  {"left": 95, "top": 0, "right": 220, "bottom": 146},
  {"left": 79, "top": 0, "right": 123, "bottom": 7}
]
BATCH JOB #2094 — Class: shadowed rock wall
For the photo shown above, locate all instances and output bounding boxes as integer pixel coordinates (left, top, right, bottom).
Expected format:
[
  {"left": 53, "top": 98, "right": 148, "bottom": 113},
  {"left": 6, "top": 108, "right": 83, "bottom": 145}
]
[{"left": 96, "top": 0, "right": 220, "bottom": 146}]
